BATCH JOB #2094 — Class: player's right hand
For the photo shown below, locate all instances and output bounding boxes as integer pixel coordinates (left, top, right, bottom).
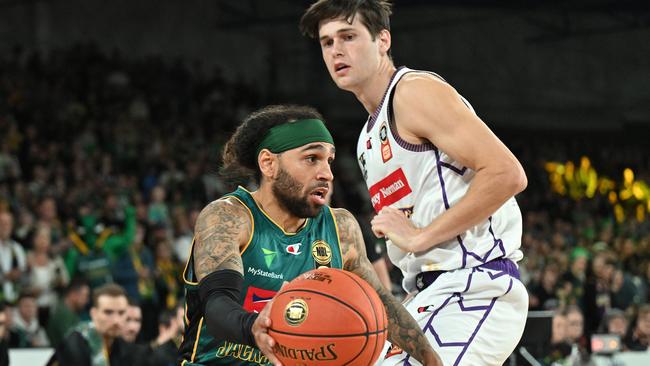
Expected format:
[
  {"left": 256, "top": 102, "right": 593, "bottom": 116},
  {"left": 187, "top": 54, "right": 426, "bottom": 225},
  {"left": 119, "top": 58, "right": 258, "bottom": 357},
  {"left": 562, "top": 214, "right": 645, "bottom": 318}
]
[{"left": 252, "top": 300, "right": 283, "bottom": 366}]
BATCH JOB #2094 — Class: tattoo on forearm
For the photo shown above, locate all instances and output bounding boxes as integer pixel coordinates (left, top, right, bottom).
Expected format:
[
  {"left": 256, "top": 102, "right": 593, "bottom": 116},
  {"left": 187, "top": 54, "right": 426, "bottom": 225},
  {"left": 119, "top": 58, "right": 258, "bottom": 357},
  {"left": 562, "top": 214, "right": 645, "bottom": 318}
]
[
  {"left": 334, "top": 208, "right": 432, "bottom": 364},
  {"left": 194, "top": 199, "right": 249, "bottom": 280}
]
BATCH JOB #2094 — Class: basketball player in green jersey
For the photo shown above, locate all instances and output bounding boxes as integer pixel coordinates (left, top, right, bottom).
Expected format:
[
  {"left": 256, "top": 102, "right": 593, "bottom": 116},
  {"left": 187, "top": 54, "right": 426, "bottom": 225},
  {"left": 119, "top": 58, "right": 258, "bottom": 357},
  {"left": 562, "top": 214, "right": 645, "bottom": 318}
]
[{"left": 178, "top": 105, "right": 441, "bottom": 366}]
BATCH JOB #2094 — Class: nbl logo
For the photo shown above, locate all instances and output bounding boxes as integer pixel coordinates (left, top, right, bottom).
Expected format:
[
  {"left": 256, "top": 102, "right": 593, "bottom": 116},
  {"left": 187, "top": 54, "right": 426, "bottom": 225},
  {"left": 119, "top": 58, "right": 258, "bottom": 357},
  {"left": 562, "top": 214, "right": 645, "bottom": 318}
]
[{"left": 311, "top": 240, "right": 332, "bottom": 267}]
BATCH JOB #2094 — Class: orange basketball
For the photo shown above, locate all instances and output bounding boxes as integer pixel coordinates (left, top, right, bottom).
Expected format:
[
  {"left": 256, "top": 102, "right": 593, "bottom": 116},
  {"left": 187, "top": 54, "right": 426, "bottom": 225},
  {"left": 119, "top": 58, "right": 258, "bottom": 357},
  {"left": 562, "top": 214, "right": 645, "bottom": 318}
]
[{"left": 268, "top": 268, "right": 388, "bottom": 366}]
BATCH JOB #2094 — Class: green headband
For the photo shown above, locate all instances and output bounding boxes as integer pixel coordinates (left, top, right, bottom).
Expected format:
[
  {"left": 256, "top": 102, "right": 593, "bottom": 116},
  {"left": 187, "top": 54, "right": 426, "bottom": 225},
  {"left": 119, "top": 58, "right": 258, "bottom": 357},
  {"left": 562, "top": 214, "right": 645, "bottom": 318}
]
[{"left": 256, "top": 119, "right": 334, "bottom": 156}]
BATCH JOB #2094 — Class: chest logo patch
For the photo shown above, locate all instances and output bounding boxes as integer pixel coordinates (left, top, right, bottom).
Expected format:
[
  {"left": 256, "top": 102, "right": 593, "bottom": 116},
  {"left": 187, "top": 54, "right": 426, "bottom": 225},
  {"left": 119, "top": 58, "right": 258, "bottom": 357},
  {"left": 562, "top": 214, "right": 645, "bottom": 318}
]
[
  {"left": 311, "top": 240, "right": 332, "bottom": 267},
  {"left": 368, "top": 168, "right": 413, "bottom": 212},
  {"left": 286, "top": 243, "right": 302, "bottom": 255},
  {"left": 379, "top": 122, "right": 393, "bottom": 162},
  {"left": 261, "top": 247, "right": 277, "bottom": 268}
]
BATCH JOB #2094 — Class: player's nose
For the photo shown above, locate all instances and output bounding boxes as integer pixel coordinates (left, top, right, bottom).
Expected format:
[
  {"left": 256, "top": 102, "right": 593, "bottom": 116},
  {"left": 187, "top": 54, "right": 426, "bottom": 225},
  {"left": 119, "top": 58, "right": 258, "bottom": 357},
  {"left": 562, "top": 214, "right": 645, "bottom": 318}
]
[
  {"left": 332, "top": 39, "right": 344, "bottom": 57},
  {"left": 317, "top": 162, "right": 333, "bottom": 181}
]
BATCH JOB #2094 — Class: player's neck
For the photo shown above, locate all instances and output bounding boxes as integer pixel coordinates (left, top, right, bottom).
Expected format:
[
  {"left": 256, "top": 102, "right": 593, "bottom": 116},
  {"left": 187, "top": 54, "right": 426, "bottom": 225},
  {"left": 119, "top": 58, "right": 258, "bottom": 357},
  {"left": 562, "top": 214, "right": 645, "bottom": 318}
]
[
  {"left": 354, "top": 61, "right": 396, "bottom": 114},
  {"left": 251, "top": 188, "right": 306, "bottom": 233}
]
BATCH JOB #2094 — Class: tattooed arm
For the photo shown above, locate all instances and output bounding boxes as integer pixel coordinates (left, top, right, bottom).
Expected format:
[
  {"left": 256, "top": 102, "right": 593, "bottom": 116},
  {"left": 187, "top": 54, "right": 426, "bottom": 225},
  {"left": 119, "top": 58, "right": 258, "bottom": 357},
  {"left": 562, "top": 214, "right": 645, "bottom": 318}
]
[
  {"left": 334, "top": 208, "right": 442, "bottom": 366},
  {"left": 193, "top": 197, "right": 249, "bottom": 281},
  {"left": 193, "top": 198, "right": 282, "bottom": 366}
]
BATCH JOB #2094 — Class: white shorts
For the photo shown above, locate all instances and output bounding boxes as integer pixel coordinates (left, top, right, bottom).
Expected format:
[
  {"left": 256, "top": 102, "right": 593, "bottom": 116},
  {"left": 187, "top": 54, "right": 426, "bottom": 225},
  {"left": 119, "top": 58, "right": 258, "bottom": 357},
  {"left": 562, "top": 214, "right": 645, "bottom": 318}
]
[{"left": 376, "top": 260, "right": 528, "bottom": 366}]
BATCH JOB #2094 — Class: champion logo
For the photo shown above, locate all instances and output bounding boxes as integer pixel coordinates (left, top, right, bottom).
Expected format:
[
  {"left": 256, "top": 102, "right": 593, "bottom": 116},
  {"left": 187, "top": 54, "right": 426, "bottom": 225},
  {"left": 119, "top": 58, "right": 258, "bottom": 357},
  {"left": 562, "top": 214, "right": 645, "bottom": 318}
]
[
  {"left": 368, "top": 168, "right": 412, "bottom": 212},
  {"left": 286, "top": 243, "right": 302, "bottom": 255}
]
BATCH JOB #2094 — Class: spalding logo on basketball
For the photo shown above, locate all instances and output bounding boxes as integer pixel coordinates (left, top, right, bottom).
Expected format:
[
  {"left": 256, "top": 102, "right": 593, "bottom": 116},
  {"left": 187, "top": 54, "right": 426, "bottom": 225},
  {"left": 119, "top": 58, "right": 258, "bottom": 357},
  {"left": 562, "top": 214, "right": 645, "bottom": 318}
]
[
  {"left": 268, "top": 268, "right": 388, "bottom": 366},
  {"left": 284, "top": 299, "right": 308, "bottom": 326}
]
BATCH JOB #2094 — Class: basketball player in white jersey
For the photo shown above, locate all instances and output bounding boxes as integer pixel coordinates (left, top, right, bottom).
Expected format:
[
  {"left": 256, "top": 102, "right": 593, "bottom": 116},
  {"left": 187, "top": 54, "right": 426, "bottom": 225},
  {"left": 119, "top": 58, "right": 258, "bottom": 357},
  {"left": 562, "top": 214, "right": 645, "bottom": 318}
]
[{"left": 301, "top": 1, "right": 529, "bottom": 365}]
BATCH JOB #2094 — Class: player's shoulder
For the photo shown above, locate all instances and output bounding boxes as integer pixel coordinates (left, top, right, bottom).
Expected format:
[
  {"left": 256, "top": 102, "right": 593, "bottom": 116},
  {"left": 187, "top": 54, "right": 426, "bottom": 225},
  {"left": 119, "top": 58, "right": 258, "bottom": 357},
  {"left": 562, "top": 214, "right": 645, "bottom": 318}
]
[
  {"left": 331, "top": 207, "right": 362, "bottom": 232},
  {"left": 196, "top": 196, "right": 251, "bottom": 224},
  {"left": 396, "top": 71, "right": 455, "bottom": 99},
  {"left": 330, "top": 207, "right": 355, "bottom": 222}
]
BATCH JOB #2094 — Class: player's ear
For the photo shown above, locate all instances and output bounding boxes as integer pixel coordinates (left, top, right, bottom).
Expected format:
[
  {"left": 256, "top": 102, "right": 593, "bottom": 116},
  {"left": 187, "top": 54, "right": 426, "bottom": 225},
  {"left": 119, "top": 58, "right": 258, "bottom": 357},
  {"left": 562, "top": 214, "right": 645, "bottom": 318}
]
[
  {"left": 258, "top": 149, "right": 277, "bottom": 179},
  {"left": 377, "top": 29, "right": 391, "bottom": 56}
]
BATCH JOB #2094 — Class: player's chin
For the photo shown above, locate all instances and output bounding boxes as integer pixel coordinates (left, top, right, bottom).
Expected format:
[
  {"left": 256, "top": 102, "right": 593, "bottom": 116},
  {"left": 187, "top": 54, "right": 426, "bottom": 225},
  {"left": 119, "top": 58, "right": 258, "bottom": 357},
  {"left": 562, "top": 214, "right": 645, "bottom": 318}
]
[
  {"left": 304, "top": 202, "right": 323, "bottom": 218},
  {"left": 334, "top": 78, "right": 352, "bottom": 91}
]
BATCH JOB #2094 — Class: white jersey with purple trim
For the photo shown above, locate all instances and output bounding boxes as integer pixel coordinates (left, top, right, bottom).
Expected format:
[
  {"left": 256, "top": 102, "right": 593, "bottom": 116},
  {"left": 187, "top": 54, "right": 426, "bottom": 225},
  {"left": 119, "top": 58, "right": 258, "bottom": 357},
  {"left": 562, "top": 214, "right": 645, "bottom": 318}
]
[{"left": 356, "top": 66, "right": 524, "bottom": 293}]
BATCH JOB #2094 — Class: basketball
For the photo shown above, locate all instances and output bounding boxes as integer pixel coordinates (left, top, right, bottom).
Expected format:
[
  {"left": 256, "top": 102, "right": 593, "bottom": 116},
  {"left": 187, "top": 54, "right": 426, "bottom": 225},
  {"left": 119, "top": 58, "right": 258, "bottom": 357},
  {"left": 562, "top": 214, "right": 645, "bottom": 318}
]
[{"left": 268, "top": 268, "right": 388, "bottom": 366}]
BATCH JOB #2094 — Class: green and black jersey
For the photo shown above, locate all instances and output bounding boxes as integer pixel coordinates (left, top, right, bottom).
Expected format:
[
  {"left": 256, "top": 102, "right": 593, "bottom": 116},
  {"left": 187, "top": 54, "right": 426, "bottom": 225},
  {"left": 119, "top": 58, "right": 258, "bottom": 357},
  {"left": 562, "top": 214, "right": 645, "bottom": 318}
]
[{"left": 179, "top": 187, "right": 343, "bottom": 365}]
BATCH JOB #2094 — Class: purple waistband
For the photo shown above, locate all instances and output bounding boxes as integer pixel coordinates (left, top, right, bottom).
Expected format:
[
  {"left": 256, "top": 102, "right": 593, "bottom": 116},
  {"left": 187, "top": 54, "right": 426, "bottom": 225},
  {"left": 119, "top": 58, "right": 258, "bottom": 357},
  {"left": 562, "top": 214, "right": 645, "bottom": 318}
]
[{"left": 415, "top": 258, "right": 520, "bottom": 292}]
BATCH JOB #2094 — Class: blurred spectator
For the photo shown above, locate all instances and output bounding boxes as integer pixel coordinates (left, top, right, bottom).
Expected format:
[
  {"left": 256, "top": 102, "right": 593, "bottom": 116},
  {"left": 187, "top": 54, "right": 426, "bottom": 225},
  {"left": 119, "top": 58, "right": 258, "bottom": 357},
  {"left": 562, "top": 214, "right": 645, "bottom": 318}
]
[
  {"left": 588, "top": 252, "right": 616, "bottom": 326},
  {"left": 122, "top": 301, "right": 142, "bottom": 343},
  {"left": 0, "top": 143, "right": 21, "bottom": 184},
  {"left": 154, "top": 240, "right": 181, "bottom": 311},
  {"left": 26, "top": 225, "right": 69, "bottom": 325},
  {"left": 171, "top": 208, "right": 193, "bottom": 264},
  {"left": 47, "top": 278, "right": 90, "bottom": 347},
  {"left": 147, "top": 309, "right": 182, "bottom": 366},
  {"left": 542, "top": 310, "right": 572, "bottom": 364},
  {"left": 10, "top": 292, "right": 49, "bottom": 347},
  {"left": 625, "top": 304, "right": 650, "bottom": 351},
  {"left": 566, "top": 305, "right": 585, "bottom": 344},
  {"left": 564, "top": 305, "right": 593, "bottom": 366},
  {"left": 13, "top": 207, "right": 34, "bottom": 244},
  {"left": 64, "top": 199, "right": 136, "bottom": 289},
  {"left": 0, "top": 302, "right": 8, "bottom": 366},
  {"left": 551, "top": 310, "right": 568, "bottom": 344},
  {"left": 147, "top": 186, "right": 170, "bottom": 228},
  {"left": 112, "top": 222, "right": 155, "bottom": 304},
  {"left": 610, "top": 268, "right": 640, "bottom": 311},
  {"left": 0, "top": 210, "right": 27, "bottom": 303},
  {"left": 35, "top": 197, "right": 69, "bottom": 255},
  {"left": 48, "top": 284, "right": 131, "bottom": 365},
  {"left": 562, "top": 247, "right": 589, "bottom": 310},
  {"left": 602, "top": 308, "right": 628, "bottom": 343},
  {"left": 529, "top": 263, "right": 561, "bottom": 310}
]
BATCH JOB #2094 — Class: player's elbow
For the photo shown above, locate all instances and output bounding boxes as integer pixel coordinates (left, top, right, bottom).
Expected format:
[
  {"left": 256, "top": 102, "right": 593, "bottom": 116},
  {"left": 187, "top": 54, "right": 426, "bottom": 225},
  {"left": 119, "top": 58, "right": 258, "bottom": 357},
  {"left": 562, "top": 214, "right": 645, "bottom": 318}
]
[{"left": 506, "top": 163, "right": 527, "bottom": 196}]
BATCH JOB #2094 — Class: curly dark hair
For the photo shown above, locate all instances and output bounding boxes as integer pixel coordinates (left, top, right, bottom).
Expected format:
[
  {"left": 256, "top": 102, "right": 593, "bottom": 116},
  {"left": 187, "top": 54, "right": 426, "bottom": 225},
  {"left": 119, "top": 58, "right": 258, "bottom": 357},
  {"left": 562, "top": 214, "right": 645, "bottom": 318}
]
[
  {"left": 300, "top": 0, "right": 392, "bottom": 40},
  {"left": 220, "top": 105, "right": 325, "bottom": 188}
]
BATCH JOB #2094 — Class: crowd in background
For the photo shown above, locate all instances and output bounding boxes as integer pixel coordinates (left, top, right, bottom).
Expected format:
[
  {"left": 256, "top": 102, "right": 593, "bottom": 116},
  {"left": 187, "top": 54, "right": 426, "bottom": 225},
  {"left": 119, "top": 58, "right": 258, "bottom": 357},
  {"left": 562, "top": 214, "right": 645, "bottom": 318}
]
[{"left": 1, "top": 44, "right": 649, "bottom": 364}]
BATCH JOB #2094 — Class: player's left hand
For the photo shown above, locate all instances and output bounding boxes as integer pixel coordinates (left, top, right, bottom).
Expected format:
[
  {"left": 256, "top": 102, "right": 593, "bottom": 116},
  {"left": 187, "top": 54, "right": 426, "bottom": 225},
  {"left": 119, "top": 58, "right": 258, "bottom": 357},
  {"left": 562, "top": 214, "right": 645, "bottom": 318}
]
[
  {"left": 371, "top": 206, "right": 421, "bottom": 253},
  {"left": 252, "top": 300, "right": 283, "bottom": 366}
]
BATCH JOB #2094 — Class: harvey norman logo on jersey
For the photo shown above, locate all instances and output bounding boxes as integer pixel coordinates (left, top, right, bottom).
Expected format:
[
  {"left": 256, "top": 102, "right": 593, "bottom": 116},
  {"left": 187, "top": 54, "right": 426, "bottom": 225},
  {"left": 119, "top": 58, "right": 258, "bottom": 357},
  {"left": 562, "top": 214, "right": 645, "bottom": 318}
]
[{"left": 368, "top": 168, "right": 412, "bottom": 212}]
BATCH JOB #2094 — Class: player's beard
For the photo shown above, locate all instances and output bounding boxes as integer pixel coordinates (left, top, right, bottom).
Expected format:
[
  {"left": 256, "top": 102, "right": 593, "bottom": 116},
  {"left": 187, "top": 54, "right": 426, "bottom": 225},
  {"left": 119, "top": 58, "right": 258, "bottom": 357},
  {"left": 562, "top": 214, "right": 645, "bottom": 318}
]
[{"left": 272, "top": 167, "right": 321, "bottom": 218}]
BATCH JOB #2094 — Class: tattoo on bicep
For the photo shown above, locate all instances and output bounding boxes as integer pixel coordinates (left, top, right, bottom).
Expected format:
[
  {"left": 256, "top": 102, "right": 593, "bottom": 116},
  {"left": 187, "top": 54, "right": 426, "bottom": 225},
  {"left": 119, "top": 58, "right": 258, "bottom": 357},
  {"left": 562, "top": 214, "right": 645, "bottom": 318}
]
[
  {"left": 334, "top": 208, "right": 366, "bottom": 271},
  {"left": 193, "top": 200, "right": 248, "bottom": 280},
  {"left": 336, "top": 209, "right": 432, "bottom": 363}
]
